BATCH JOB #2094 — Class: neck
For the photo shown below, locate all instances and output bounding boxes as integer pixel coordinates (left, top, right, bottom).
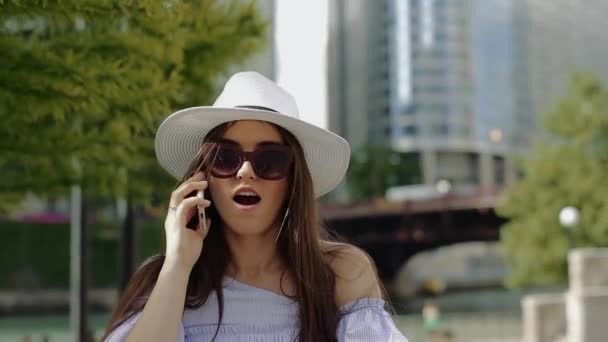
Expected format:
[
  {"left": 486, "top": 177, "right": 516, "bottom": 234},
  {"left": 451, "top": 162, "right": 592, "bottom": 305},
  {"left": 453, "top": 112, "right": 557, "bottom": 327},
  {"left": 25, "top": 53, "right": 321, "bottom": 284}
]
[{"left": 224, "top": 226, "right": 283, "bottom": 280}]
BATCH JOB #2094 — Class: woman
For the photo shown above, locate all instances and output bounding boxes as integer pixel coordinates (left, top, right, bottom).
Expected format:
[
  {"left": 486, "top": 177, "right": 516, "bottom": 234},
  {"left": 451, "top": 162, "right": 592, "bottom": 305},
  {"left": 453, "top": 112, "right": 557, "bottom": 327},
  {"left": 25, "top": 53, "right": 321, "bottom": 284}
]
[{"left": 102, "top": 72, "right": 408, "bottom": 341}]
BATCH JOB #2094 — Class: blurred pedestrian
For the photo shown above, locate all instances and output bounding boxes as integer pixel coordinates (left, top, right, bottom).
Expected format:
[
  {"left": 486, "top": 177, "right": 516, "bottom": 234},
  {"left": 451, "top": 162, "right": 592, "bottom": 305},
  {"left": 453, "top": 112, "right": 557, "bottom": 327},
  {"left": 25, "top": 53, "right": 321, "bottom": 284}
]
[
  {"left": 423, "top": 300, "right": 442, "bottom": 333},
  {"left": 423, "top": 300, "right": 453, "bottom": 341}
]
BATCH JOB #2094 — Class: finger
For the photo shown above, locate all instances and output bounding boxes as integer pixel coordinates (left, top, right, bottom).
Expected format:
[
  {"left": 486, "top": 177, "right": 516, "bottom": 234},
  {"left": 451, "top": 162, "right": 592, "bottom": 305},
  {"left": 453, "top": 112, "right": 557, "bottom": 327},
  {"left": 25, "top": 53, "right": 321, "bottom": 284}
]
[
  {"left": 170, "top": 180, "right": 208, "bottom": 207},
  {"left": 175, "top": 197, "right": 210, "bottom": 224},
  {"left": 176, "top": 180, "right": 209, "bottom": 200},
  {"left": 186, "top": 171, "right": 205, "bottom": 182},
  {"left": 167, "top": 206, "right": 178, "bottom": 215},
  {"left": 185, "top": 200, "right": 211, "bottom": 217},
  {"left": 171, "top": 171, "right": 205, "bottom": 197}
]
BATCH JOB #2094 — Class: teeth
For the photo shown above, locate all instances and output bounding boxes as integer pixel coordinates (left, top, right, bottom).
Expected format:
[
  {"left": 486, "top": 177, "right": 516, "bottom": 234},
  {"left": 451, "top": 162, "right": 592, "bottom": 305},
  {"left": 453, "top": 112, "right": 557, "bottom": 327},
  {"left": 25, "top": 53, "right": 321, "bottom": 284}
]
[{"left": 237, "top": 191, "right": 258, "bottom": 197}]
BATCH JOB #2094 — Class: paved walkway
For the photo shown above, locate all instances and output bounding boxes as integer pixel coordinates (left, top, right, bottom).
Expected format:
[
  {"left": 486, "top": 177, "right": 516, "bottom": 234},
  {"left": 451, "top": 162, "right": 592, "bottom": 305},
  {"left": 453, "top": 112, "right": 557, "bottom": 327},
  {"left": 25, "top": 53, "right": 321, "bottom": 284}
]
[{"left": 1, "top": 312, "right": 522, "bottom": 342}]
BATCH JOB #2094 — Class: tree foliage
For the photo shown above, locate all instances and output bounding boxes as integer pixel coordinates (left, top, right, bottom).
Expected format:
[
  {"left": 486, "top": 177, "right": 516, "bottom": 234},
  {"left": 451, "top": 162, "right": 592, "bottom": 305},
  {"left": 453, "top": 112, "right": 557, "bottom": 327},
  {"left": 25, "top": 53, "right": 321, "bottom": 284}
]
[
  {"left": 0, "top": 0, "right": 267, "bottom": 213},
  {"left": 498, "top": 73, "right": 608, "bottom": 287},
  {"left": 346, "top": 143, "right": 421, "bottom": 201}
]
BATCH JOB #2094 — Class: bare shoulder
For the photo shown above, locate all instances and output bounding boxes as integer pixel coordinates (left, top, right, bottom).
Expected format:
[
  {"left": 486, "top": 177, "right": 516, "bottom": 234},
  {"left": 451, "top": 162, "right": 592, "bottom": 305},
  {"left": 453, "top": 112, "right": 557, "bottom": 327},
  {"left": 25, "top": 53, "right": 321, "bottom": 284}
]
[{"left": 321, "top": 241, "right": 383, "bottom": 308}]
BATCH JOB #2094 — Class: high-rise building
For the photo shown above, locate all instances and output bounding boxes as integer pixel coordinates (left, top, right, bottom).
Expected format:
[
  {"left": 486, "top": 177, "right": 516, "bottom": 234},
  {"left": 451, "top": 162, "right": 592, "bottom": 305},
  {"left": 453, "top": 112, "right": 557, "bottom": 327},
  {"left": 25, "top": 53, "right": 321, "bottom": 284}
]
[
  {"left": 391, "top": 0, "right": 520, "bottom": 187},
  {"left": 327, "top": 0, "right": 392, "bottom": 149},
  {"left": 328, "top": 0, "right": 608, "bottom": 197},
  {"left": 515, "top": 0, "right": 608, "bottom": 124}
]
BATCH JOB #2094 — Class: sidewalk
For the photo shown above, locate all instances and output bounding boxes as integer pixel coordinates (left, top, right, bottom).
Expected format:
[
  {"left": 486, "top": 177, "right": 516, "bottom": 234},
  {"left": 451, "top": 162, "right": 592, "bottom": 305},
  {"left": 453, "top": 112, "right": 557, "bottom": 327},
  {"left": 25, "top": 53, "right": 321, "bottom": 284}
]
[{"left": 0, "top": 289, "right": 117, "bottom": 314}]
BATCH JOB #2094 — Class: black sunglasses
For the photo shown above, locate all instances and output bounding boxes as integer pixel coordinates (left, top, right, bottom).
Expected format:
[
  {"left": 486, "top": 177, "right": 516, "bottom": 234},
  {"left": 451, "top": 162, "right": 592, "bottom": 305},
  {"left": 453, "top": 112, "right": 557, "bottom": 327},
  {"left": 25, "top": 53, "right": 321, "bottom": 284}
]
[{"left": 204, "top": 141, "right": 293, "bottom": 180}]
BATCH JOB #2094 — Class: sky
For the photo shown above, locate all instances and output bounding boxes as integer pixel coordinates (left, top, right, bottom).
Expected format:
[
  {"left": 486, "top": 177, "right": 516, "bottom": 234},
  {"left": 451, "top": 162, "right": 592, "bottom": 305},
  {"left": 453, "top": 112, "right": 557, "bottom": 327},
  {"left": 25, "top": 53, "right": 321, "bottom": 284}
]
[{"left": 274, "top": 0, "right": 328, "bottom": 130}]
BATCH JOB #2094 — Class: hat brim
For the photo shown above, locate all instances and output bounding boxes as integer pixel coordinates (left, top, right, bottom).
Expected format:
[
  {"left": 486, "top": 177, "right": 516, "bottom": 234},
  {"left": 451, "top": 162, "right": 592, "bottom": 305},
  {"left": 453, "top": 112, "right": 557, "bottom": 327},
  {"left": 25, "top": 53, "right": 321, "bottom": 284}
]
[{"left": 155, "top": 107, "right": 351, "bottom": 198}]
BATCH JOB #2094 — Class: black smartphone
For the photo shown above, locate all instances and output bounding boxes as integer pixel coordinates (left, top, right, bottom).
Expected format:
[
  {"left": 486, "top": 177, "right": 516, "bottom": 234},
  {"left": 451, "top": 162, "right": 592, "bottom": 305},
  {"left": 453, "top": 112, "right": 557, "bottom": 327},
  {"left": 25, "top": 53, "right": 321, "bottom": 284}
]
[{"left": 185, "top": 189, "right": 208, "bottom": 230}]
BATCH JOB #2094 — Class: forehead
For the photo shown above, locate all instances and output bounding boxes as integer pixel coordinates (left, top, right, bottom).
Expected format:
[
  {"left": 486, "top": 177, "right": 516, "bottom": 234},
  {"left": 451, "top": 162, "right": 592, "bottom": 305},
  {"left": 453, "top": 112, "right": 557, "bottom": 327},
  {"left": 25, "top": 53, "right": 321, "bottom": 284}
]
[{"left": 221, "top": 120, "right": 283, "bottom": 148}]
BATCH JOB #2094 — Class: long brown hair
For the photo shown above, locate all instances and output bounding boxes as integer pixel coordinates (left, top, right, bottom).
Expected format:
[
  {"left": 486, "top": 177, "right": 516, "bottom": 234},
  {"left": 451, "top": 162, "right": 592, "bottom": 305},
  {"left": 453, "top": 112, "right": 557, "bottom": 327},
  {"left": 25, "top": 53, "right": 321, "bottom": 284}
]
[{"left": 102, "top": 121, "right": 361, "bottom": 341}]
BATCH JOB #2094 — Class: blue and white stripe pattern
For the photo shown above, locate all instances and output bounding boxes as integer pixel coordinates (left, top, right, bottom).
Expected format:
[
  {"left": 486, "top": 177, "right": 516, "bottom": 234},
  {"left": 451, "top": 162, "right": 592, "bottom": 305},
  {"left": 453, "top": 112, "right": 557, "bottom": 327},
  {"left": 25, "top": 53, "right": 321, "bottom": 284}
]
[{"left": 105, "top": 276, "right": 409, "bottom": 341}]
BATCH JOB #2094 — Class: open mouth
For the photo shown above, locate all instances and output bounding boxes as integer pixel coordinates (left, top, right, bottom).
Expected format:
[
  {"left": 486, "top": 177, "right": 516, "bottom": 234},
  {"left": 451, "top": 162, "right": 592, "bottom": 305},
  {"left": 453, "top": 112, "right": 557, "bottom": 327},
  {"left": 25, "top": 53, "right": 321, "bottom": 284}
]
[{"left": 233, "top": 192, "right": 261, "bottom": 206}]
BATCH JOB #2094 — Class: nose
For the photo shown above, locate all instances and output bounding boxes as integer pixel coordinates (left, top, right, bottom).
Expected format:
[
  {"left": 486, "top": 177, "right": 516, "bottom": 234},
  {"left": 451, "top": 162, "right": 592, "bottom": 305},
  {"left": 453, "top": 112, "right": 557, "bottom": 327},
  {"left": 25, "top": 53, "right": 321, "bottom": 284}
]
[{"left": 236, "top": 160, "right": 257, "bottom": 180}]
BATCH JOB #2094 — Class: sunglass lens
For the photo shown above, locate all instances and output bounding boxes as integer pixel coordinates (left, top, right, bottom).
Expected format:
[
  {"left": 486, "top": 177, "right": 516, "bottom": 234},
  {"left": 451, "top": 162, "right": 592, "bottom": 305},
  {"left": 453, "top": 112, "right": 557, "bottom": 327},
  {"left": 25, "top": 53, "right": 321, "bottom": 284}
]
[
  {"left": 254, "top": 148, "right": 290, "bottom": 180},
  {"left": 212, "top": 146, "right": 240, "bottom": 177}
]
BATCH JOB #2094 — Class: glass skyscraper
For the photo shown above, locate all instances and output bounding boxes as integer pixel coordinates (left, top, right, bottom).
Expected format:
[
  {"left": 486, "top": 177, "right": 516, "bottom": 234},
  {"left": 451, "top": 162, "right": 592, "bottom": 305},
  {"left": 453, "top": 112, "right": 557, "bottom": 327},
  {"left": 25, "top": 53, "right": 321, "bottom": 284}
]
[{"left": 328, "top": 0, "right": 608, "bottom": 195}]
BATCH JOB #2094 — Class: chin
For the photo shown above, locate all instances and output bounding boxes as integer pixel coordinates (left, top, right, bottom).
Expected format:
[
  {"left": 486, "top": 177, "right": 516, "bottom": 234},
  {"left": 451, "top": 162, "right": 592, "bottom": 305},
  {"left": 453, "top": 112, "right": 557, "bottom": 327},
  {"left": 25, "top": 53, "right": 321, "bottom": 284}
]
[{"left": 225, "top": 219, "right": 273, "bottom": 236}]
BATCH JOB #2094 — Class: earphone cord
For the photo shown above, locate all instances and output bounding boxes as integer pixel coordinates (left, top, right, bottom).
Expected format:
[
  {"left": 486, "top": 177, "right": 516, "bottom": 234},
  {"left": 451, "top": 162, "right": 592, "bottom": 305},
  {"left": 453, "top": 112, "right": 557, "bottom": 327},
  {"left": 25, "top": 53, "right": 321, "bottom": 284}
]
[{"left": 274, "top": 186, "right": 295, "bottom": 242}]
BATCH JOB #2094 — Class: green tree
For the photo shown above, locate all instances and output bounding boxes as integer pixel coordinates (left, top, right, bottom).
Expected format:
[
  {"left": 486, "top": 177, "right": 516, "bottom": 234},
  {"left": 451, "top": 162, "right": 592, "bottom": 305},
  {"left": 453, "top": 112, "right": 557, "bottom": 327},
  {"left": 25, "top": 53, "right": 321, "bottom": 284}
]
[
  {"left": 346, "top": 143, "right": 421, "bottom": 201},
  {"left": 498, "top": 73, "right": 608, "bottom": 288},
  {"left": 0, "top": 1, "right": 267, "bottom": 212},
  {"left": 0, "top": 0, "right": 268, "bottom": 306},
  {"left": 127, "top": 0, "right": 267, "bottom": 207},
  {"left": 0, "top": 0, "right": 184, "bottom": 209}
]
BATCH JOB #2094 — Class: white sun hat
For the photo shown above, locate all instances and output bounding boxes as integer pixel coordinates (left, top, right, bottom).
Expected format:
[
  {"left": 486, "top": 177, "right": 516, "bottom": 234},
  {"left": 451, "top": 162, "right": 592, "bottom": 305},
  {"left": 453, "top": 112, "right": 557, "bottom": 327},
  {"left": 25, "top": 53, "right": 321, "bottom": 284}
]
[{"left": 154, "top": 71, "right": 351, "bottom": 198}]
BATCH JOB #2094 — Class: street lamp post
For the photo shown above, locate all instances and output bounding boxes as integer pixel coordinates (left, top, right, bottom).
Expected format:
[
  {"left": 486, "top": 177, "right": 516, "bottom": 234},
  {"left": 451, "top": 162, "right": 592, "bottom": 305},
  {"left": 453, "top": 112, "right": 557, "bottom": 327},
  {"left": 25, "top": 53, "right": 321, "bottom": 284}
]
[{"left": 559, "top": 206, "right": 580, "bottom": 251}]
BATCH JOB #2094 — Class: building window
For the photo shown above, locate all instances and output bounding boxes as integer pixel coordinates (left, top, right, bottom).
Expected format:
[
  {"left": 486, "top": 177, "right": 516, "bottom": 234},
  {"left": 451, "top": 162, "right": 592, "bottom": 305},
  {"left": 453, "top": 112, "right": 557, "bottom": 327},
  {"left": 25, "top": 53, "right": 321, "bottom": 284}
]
[
  {"left": 417, "top": 103, "right": 449, "bottom": 114},
  {"left": 384, "top": 126, "right": 392, "bottom": 137},
  {"left": 412, "top": 66, "right": 447, "bottom": 78},
  {"left": 413, "top": 85, "right": 448, "bottom": 95},
  {"left": 402, "top": 125, "right": 418, "bottom": 136},
  {"left": 402, "top": 104, "right": 416, "bottom": 115},
  {"left": 431, "top": 124, "right": 449, "bottom": 135},
  {"left": 493, "top": 156, "right": 506, "bottom": 185},
  {"left": 454, "top": 125, "right": 470, "bottom": 137}
]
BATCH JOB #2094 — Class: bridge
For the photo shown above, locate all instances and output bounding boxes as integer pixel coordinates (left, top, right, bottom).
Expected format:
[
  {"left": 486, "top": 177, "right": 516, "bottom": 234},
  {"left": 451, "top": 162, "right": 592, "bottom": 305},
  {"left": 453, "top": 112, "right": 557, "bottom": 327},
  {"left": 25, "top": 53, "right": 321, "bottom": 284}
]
[{"left": 320, "top": 186, "right": 507, "bottom": 280}]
